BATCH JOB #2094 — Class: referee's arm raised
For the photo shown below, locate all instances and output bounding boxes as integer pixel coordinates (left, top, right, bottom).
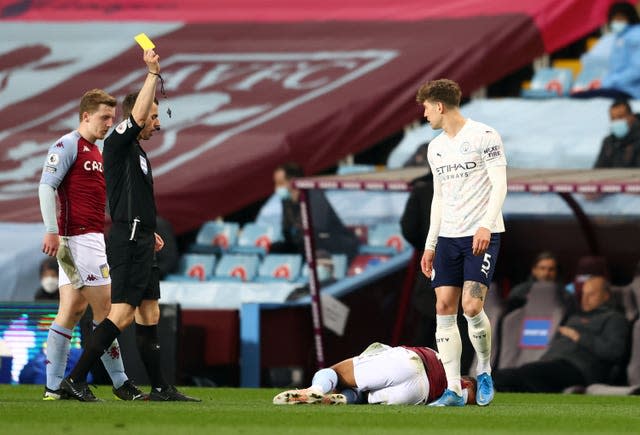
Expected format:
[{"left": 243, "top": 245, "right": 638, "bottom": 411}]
[{"left": 131, "top": 49, "right": 160, "bottom": 128}]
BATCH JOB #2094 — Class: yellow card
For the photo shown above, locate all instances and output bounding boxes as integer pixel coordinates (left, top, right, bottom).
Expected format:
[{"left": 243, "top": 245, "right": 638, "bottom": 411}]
[{"left": 134, "top": 33, "right": 155, "bottom": 50}]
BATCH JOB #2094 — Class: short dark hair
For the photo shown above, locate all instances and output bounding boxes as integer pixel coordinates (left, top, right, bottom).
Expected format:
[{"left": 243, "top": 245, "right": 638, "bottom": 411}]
[
  {"left": 610, "top": 99, "right": 633, "bottom": 114},
  {"left": 533, "top": 251, "right": 558, "bottom": 268},
  {"left": 416, "top": 79, "right": 462, "bottom": 108},
  {"left": 39, "top": 257, "right": 58, "bottom": 276},
  {"left": 121, "top": 92, "right": 159, "bottom": 121},
  {"left": 608, "top": 2, "right": 640, "bottom": 25},
  {"left": 277, "top": 162, "right": 304, "bottom": 180}
]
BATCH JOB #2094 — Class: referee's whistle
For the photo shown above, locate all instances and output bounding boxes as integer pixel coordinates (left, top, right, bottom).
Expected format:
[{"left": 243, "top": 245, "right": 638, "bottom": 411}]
[{"left": 129, "top": 217, "right": 141, "bottom": 241}]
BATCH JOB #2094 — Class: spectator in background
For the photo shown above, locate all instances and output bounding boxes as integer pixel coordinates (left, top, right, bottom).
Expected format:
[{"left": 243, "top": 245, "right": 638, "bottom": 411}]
[
  {"left": 594, "top": 100, "right": 640, "bottom": 168},
  {"left": 34, "top": 257, "right": 59, "bottom": 301},
  {"left": 270, "top": 162, "right": 359, "bottom": 262},
  {"left": 506, "top": 251, "right": 575, "bottom": 313},
  {"left": 573, "top": 2, "right": 640, "bottom": 100},
  {"left": 494, "top": 276, "right": 629, "bottom": 392}
]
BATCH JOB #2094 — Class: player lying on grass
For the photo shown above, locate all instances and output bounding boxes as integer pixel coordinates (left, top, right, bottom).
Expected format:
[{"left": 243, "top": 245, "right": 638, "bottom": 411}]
[{"left": 273, "top": 343, "right": 477, "bottom": 405}]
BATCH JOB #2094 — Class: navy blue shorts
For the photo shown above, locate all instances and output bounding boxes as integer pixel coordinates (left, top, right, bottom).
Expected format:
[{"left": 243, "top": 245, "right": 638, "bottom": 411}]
[{"left": 431, "top": 233, "right": 501, "bottom": 288}]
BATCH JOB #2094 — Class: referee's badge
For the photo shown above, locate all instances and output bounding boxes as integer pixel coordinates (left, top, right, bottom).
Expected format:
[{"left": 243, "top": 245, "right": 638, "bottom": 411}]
[{"left": 139, "top": 155, "right": 148, "bottom": 174}]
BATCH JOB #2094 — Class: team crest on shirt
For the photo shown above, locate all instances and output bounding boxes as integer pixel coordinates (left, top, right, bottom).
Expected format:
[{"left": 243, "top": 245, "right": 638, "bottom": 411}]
[
  {"left": 47, "top": 153, "right": 60, "bottom": 165},
  {"left": 139, "top": 155, "right": 148, "bottom": 174},
  {"left": 460, "top": 142, "right": 472, "bottom": 154}
]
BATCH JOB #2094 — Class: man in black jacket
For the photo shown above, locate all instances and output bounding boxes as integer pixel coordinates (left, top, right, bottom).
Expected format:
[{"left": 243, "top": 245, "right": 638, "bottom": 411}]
[
  {"left": 494, "top": 276, "right": 629, "bottom": 392},
  {"left": 594, "top": 100, "right": 640, "bottom": 168}
]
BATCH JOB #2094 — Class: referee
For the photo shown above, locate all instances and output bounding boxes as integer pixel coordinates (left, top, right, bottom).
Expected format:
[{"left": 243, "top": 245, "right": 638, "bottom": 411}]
[{"left": 62, "top": 48, "right": 199, "bottom": 401}]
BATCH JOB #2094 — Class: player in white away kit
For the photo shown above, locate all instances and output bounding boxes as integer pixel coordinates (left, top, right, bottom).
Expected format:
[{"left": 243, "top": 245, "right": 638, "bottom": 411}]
[
  {"left": 415, "top": 79, "right": 507, "bottom": 406},
  {"left": 39, "top": 89, "right": 146, "bottom": 401}
]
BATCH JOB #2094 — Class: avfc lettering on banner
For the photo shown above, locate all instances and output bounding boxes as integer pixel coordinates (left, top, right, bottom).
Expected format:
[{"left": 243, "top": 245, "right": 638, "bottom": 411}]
[{"left": 83, "top": 160, "right": 103, "bottom": 172}]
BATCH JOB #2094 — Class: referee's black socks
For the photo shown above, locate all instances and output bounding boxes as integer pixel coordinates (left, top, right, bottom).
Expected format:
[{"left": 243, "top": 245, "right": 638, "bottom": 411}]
[
  {"left": 69, "top": 318, "right": 121, "bottom": 382},
  {"left": 135, "top": 323, "right": 168, "bottom": 390}
]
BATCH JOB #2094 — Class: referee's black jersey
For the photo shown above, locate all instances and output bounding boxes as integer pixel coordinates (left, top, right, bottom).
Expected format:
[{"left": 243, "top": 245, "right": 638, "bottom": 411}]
[{"left": 103, "top": 115, "right": 157, "bottom": 231}]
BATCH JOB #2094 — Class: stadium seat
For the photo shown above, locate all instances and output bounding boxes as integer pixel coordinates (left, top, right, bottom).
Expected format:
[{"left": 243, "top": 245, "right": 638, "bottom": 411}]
[
  {"left": 359, "top": 222, "right": 409, "bottom": 255},
  {"left": 570, "top": 64, "right": 607, "bottom": 95},
  {"left": 164, "top": 253, "right": 217, "bottom": 282},
  {"left": 256, "top": 254, "right": 303, "bottom": 282},
  {"left": 188, "top": 220, "right": 240, "bottom": 254},
  {"left": 610, "top": 284, "right": 639, "bottom": 323},
  {"left": 211, "top": 253, "right": 260, "bottom": 282},
  {"left": 521, "top": 67, "right": 574, "bottom": 98},
  {"left": 497, "top": 281, "right": 567, "bottom": 369},
  {"left": 468, "top": 283, "right": 505, "bottom": 376},
  {"left": 232, "top": 222, "right": 282, "bottom": 256},
  {"left": 347, "top": 253, "right": 391, "bottom": 276}
]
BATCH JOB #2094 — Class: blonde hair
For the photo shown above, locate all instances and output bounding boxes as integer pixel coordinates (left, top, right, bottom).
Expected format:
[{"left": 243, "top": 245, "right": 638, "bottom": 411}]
[{"left": 78, "top": 89, "right": 117, "bottom": 121}]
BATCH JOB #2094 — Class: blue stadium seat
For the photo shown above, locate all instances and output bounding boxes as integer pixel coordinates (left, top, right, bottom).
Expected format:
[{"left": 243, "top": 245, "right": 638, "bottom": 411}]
[
  {"left": 359, "top": 222, "right": 409, "bottom": 255},
  {"left": 188, "top": 220, "right": 240, "bottom": 254},
  {"left": 256, "top": 254, "right": 303, "bottom": 282},
  {"left": 211, "top": 253, "right": 260, "bottom": 282},
  {"left": 570, "top": 64, "right": 607, "bottom": 95},
  {"left": 521, "top": 67, "right": 574, "bottom": 98},
  {"left": 347, "top": 253, "right": 391, "bottom": 276},
  {"left": 232, "top": 222, "right": 282, "bottom": 256},
  {"left": 164, "top": 253, "right": 217, "bottom": 282}
]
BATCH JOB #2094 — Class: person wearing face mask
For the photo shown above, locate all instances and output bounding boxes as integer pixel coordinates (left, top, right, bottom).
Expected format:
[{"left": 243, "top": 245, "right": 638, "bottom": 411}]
[
  {"left": 269, "top": 162, "right": 359, "bottom": 263},
  {"left": 34, "top": 258, "right": 60, "bottom": 301},
  {"left": 594, "top": 99, "right": 640, "bottom": 168},
  {"left": 574, "top": 2, "right": 640, "bottom": 99}
]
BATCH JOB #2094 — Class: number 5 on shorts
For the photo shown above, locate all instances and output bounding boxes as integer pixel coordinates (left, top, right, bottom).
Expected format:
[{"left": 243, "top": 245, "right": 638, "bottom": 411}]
[{"left": 481, "top": 253, "right": 492, "bottom": 278}]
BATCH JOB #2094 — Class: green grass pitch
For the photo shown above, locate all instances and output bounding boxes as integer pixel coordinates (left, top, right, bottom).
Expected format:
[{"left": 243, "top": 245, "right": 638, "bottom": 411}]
[{"left": 1, "top": 385, "right": 639, "bottom": 434}]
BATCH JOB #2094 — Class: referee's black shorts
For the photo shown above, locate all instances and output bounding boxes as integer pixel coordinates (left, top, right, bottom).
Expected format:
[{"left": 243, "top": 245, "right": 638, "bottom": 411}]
[{"left": 107, "top": 223, "right": 160, "bottom": 307}]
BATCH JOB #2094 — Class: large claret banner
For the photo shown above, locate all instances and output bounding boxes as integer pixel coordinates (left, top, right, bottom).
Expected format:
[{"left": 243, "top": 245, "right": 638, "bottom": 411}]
[{"left": 0, "top": 1, "right": 615, "bottom": 232}]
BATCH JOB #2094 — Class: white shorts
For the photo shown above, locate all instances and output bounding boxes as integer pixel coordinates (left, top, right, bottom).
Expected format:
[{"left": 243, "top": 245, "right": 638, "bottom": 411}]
[
  {"left": 58, "top": 233, "right": 111, "bottom": 287},
  {"left": 353, "top": 343, "right": 430, "bottom": 405}
]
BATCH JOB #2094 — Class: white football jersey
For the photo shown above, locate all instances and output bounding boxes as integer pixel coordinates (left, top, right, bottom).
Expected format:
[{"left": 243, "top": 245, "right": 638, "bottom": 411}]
[{"left": 427, "top": 119, "right": 507, "bottom": 237}]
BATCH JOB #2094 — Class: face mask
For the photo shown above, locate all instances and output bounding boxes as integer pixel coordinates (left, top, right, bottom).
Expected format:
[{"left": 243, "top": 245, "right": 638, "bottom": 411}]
[
  {"left": 275, "top": 186, "right": 290, "bottom": 200},
  {"left": 610, "top": 20, "right": 628, "bottom": 34},
  {"left": 316, "top": 265, "right": 333, "bottom": 282},
  {"left": 610, "top": 119, "right": 630, "bottom": 138},
  {"left": 41, "top": 276, "right": 58, "bottom": 294}
]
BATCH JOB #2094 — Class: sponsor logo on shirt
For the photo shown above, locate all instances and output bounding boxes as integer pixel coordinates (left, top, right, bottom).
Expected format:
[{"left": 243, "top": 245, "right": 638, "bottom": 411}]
[
  {"left": 55, "top": 142, "right": 64, "bottom": 148},
  {"left": 436, "top": 162, "right": 478, "bottom": 179},
  {"left": 83, "top": 160, "right": 103, "bottom": 172},
  {"left": 82, "top": 145, "right": 90, "bottom": 152},
  {"left": 483, "top": 145, "right": 502, "bottom": 160}
]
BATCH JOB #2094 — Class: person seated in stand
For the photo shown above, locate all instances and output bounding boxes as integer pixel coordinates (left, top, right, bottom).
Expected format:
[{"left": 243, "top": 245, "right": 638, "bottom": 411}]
[
  {"left": 34, "top": 257, "right": 60, "bottom": 301},
  {"left": 506, "top": 251, "right": 575, "bottom": 313},
  {"left": 594, "top": 99, "right": 640, "bottom": 168},
  {"left": 269, "top": 162, "right": 359, "bottom": 263},
  {"left": 273, "top": 342, "right": 477, "bottom": 406},
  {"left": 572, "top": 2, "right": 640, "bottom": 100},
  {"left": 494, "top": 276, "right": 629, "bottom": 393}
]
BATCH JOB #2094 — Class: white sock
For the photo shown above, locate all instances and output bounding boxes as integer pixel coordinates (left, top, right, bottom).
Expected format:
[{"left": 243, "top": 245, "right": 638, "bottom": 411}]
[
  {"left": 45, "top": 323, "right": 72, "bottom": 391},
  {"left": 94, "top": 321, "right": 128, "bottom": 389},
  {"left": 311, "top": 368, "right": 338, "bottom": 393},
  {"left": 435, "top": 314, "right": 462, "bottom": 395},
  {"left": 465, "top": 310, "right": 492, "bottom": 375}
]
